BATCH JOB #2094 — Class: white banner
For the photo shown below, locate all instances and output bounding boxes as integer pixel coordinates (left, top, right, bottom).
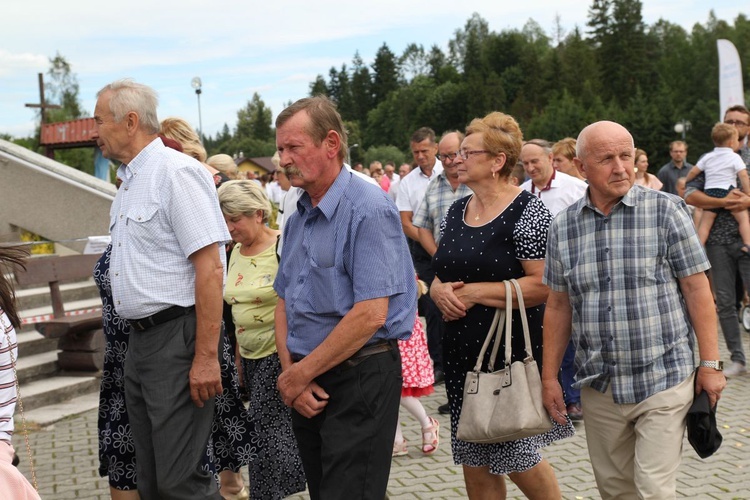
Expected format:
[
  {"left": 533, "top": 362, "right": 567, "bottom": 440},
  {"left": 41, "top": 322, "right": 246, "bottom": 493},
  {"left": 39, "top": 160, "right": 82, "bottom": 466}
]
[{"left": 717, "top": 39, "right": 745, "bottom": 121}]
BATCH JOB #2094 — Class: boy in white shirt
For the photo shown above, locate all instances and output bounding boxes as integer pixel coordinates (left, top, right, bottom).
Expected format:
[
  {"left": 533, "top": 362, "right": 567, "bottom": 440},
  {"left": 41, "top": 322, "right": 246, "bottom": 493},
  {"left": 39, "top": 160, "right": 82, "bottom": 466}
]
[{"left": 685, "top": 122, "right": 750, "bottom": 250}]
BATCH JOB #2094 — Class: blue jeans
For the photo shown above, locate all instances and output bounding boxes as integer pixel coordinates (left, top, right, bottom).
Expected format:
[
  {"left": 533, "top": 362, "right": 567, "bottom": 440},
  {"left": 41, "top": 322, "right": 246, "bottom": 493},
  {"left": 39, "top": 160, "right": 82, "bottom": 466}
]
[
  {"left": 706, "top": 243, "right": 748, "bottom": 366},
  {"left": 561, "top": 341, "right": 580, "bottom": 404}
]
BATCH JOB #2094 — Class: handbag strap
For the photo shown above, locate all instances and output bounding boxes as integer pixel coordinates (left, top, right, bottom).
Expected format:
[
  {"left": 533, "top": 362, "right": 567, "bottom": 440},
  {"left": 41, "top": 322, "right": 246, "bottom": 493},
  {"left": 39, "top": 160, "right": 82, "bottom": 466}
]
[
  {"left": 486, "top": 279, "right": 535, "bottom": 370},
  {"left": 472, "top": 307, "right": 505, "bottom": 373},
  {"left": 509, "top": 279, "right": 534, "bottom": 359}
]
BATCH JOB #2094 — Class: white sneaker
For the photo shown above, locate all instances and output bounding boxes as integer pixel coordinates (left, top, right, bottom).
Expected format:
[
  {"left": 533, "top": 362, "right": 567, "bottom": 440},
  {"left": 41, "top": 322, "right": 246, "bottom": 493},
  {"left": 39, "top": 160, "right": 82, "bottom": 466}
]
[{"left": 724, "top": 361, "right": 748, "bottom": 378}]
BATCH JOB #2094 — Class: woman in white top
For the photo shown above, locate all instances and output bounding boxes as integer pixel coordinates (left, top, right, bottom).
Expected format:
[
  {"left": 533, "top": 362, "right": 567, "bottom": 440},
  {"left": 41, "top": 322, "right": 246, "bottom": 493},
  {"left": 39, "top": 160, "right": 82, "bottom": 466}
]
[{"left": 0, "top": 245, "right": 40, "bottom": 499}]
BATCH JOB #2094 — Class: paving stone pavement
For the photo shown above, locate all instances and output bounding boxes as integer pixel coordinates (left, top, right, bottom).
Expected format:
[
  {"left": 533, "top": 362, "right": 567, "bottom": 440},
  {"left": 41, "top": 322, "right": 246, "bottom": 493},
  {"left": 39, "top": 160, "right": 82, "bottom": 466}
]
[{"left": 13, "top": 334, "right": 750, "bottom": 499}]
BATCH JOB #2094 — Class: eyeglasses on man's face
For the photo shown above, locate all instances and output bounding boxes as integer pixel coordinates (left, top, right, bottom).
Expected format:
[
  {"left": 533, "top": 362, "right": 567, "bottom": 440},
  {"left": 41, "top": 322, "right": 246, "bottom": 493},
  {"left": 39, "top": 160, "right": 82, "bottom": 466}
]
[
  {"left": 458, "top": 149, "right": 491, "bottom": 160},
  {"left": 725, "top": 120, "right": 749, "bottom": 127},
  {"left": 436, "top": 152, "right": 458, "bottom": 162}
]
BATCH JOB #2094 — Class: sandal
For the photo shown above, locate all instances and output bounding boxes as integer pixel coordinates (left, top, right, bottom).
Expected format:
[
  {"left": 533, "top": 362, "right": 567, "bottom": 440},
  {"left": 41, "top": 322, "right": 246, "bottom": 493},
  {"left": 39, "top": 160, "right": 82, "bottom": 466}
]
[
  {"left": 393, "top": 440, "right": 408, "bottom": 457},
  {"left": 421, "top": 416, "right": 440, "bottom": 455},
  {"left": 221, "top": 486, "right": 249, "bottom": 500}
]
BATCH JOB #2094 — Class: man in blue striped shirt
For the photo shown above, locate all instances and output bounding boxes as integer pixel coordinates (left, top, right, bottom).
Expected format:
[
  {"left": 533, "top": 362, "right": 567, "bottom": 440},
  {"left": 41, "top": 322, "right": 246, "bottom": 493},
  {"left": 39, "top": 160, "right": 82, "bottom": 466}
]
[
  {"left": 541, "top": 121, "right": 726, "bottom": 499},
  {"left": 273, "top": 96, "right": 417, "bottom": 500}
]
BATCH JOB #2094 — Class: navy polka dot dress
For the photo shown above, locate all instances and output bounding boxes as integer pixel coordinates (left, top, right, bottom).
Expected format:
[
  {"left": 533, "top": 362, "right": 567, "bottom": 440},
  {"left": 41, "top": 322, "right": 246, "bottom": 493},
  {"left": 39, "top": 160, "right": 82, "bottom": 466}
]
[{"left": 433, "top": 191, "right": 574, "bottom": 475}]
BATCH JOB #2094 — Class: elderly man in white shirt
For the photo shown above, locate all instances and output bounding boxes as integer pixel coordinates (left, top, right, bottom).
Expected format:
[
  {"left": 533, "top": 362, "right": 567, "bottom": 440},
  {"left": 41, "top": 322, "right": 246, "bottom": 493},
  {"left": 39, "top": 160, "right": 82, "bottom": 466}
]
[{"left": 94, "top": 79, "right": 230, "bottom": 499}]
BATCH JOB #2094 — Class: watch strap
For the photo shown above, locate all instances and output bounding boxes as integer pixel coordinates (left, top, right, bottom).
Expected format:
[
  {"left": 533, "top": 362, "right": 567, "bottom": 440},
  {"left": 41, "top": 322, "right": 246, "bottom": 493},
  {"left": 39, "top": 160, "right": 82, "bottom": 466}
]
[{"left": 699, "top": 360, "right": 723, "bottom": 370}]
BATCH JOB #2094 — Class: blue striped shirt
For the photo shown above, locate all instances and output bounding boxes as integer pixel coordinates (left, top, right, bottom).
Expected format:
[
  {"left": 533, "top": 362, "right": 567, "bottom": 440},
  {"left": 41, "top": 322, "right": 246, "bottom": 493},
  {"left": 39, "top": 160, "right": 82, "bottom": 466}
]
[
  {"left": 110, "top": 138, "right": 231, "bottom": 319},
  {"left": 274, "top": 167, "right": 417, "bottom": 357},
  {"left": 543, "top": 184, "right": 710, "bottom": 404}
]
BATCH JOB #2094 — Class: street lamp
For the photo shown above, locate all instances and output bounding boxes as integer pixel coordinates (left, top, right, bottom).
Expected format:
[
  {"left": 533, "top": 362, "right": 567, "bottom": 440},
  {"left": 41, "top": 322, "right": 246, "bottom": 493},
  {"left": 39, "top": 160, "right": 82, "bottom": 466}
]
[
  {"left": 348, "top": 143, "right": 359, "bottom": 163},
  {"left": 674, "top": 119, "right": 691, "bottom": 140},
  {"left": 191, "top": 76, "right": 203, "bottom": 141}
]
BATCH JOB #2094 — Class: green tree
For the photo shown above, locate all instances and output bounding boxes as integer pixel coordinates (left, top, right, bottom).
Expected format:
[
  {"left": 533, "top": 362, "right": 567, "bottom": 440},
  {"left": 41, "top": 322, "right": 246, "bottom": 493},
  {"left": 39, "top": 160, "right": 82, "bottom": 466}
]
[
  {"left": 365, "top": 76, "right": 436, "bottom": 149},
  {"left": 419, "top": 81, "right": 469, "bottom": 135},
  {"left": 46, "top": 52, "right": 85, "bottom": 123},
  {"left": 555, "top": 27, "right": 601, "bottom": 100},
  {"left": 328, "top": 65, "right": 354, "bottom": 120},
  {"left": 344, "top": 120, "right": 363, "bottom": 164},
  {"left": 364, "top": 145, "right": 407, "bottom": 167},
  {"left": 448, "top": 13, "right": 490, "bottom": 70},
  {"left": 371, "top": 43, "right": 401, "bottom": 107},
  {"left": 204, "top": 123, "right": 232, "bottom": 156},
  {"left": 588, "top": 0, "right": 651, "bottom": 106},
  {"left": 42, "top": 53, "right": 93, "bottom": 174},
  {"left": 350, "top": 52, "right": 373, "bottom": 127},
  {"left": 235, "top": 93, "right": 273, "bottom": 142},
  {"left": 309, "top": 75, "right": 328, "bottom": 96},
  {"left": 400, "top": 43, "right": 428, "bottom": 82},
  {"left": 427, "top": 45, "right": 448, "bottom": 82}
]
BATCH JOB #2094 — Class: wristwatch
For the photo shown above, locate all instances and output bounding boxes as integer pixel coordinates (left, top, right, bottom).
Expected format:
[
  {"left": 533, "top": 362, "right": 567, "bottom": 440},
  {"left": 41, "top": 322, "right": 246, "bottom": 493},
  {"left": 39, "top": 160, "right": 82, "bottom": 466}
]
[{"left": 699, "top": 360, "right": 724, "bottom": 370}]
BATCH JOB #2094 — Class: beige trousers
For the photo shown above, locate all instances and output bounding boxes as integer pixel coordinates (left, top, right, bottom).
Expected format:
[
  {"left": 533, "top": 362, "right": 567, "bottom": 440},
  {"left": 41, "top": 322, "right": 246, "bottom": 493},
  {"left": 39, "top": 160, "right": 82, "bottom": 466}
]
[{"left": 581, "top": 373, "right": 694, "bottom": 500}]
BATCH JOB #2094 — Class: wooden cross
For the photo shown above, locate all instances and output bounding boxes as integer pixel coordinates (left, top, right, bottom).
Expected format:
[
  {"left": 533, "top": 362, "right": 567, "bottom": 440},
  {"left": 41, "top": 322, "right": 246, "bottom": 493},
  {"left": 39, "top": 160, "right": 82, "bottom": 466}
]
[{"left": 25, "top": 73, "right": 61, "bottom": 124}]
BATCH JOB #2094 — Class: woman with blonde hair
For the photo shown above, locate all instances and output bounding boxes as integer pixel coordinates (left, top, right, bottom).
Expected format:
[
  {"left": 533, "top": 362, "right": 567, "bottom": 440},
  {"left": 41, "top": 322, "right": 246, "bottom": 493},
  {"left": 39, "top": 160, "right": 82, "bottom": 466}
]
[
  {"left": 634, "top": 148, "right": 663, "bottom": 190},
  {"left": 160, "top": 117, "right": 229, "bottom": 187},
  {"left": 207, "top": 154, "right": 239, "bottom": 180},
  {"left": 218, "top": 180, "right": 306, "bottom": 499},
  {"left": 551, "top": 138, "right": 585, "bottom": 181},
  {"left": 430, "top": 112, "right": 574, "bottom": 499}
]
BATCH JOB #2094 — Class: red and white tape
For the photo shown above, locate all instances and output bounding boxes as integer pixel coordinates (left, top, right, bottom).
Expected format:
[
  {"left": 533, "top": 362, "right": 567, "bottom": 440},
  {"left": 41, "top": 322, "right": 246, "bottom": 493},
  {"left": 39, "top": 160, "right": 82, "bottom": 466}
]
[{"left": 21, "top": 307, "right": 102, "bottom": 325}]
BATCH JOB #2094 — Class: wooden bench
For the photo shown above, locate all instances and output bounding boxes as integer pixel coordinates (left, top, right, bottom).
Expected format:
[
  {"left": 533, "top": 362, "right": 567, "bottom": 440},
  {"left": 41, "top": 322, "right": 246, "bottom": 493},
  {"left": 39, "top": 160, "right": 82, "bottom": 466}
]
[{"left": 13, "top": 253, "right": 104, "bottom": 371}]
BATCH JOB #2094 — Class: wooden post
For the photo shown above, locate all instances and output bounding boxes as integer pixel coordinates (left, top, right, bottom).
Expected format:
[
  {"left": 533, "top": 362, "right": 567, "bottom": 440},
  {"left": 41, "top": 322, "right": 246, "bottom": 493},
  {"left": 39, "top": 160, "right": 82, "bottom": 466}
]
[
  {"left": 24, "top": 72, "right": 61, "bottom": 153},
  {"left": 48, "top": 280, "right": 65, "bottom": 319}
]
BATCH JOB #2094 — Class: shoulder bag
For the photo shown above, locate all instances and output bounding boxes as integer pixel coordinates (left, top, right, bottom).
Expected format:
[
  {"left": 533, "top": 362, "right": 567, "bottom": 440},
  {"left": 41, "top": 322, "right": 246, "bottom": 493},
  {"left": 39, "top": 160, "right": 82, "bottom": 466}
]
[{"left": 456, "top": 279, "right": 553, "bottom": 443}]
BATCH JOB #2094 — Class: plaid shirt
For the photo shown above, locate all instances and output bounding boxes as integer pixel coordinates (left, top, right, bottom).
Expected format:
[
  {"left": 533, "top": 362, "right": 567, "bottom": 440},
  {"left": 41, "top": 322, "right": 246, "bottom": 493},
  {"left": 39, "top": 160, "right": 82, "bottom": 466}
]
[
  {"left": 412, "top": 173, "right": 472, "bottom": 244},
  {"left": 544, "top": 184, "right": 710, "bottom": 404}
]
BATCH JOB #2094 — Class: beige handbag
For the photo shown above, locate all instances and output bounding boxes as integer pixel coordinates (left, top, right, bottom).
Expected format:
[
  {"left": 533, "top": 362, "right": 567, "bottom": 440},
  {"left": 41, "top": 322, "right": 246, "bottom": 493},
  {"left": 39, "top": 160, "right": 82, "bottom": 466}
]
[{"left": 457, "top": 279, "right": 553, "bottom": 443}]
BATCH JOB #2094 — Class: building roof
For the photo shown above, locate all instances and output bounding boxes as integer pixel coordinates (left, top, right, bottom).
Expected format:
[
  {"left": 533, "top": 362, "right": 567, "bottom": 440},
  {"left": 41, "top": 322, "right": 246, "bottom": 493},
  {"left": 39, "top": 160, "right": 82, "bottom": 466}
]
[
  {"left": 40, "top": 118, "right": 97, "bottom": 148},
  {"left": 236, "top": 156, "right": 275, "bottom": 173}
]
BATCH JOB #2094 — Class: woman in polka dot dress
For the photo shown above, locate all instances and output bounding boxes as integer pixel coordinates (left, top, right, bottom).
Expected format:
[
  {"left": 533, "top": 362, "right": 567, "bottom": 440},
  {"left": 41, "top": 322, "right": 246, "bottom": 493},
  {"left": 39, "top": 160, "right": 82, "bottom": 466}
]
[{"left": 430, "top": 112, "right": 574, "bottom": 499}]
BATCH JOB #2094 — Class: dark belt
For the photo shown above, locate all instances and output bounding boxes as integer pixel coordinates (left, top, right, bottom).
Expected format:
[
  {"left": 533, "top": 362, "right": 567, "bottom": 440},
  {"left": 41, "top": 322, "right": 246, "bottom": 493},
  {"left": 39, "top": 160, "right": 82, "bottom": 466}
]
[
  {"left": 291, "top": 340, "right": 396, "bottom": 367},
  {"left": 129, "top": 305, "right": 195, "bottom": 332}
]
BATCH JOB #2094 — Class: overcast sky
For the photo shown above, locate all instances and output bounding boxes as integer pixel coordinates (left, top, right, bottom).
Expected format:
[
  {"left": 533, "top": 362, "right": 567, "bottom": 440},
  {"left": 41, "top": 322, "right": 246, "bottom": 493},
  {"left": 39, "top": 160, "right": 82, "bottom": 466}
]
[{"left": 1, "top": 1, "right": 745, "bottom": 140}]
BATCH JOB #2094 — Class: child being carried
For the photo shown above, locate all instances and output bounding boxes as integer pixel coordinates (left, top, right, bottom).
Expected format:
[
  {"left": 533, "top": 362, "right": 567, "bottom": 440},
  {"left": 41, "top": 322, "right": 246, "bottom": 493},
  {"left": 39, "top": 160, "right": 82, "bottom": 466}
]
[{"left": 684, "top": 122, "right": 750, "bottom": 250}]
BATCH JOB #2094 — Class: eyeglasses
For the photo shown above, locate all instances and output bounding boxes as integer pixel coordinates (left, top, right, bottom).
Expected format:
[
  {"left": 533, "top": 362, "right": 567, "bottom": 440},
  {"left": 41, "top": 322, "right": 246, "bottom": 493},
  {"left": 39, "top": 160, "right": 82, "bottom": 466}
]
[
  {"left": 458, "top": 150, "right": 491, "bottom": 160},
  {"left": 436, "top": 152, "right": 458, "bottom": 162},
  {"left": 725, "top": 120, "right": 749, "bottom": 126}
]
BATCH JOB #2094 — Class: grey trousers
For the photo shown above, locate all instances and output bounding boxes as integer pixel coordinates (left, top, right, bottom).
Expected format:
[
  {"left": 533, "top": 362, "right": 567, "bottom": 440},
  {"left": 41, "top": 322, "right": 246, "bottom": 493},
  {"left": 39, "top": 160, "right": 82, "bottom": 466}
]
[
  {"left": 706, "top": 243, "right": 748, "bottom": 366},
  {"left": 124, "top": 312, "right": 221, "bottom": 499}
]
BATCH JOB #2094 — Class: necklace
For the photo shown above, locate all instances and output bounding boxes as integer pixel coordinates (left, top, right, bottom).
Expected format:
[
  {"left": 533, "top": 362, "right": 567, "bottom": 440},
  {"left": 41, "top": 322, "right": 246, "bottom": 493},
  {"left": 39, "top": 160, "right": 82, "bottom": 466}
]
[{"left": 474, "top": 193, "right": 501, "bottom": 221}]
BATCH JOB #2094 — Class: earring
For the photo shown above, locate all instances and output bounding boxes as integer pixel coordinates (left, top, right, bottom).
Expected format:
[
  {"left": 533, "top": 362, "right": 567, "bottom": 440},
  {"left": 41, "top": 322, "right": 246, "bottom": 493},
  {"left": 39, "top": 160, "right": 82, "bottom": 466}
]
[{"left": 492, "top": 171, "right": 497, "bottom": 179}]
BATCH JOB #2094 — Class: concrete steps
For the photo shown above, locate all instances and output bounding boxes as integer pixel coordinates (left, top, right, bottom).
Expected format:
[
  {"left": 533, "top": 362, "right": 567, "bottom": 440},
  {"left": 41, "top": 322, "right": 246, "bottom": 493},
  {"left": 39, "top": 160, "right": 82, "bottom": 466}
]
[
  {"left": 18, "top": 375, "right": 100, "bottom": 412},
  {"left": 15, "top": 279, "right": 99, "bottom": 312},
  {"left": 13, "top": 278, "right": 103, "bottom": 426}
]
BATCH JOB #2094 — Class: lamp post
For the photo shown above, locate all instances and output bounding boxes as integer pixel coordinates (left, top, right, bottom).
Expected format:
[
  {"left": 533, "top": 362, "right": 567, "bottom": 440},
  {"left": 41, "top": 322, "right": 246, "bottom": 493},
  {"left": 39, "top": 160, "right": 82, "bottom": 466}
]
[
  {"left": 348, "top": 143, "right": 359, "bottom": 163},
  {"left": 191, "top": 77, "right": 203, "bottom": 141},
  {"left": 674, "top": 119, "right": 691, "bottom": 140}
]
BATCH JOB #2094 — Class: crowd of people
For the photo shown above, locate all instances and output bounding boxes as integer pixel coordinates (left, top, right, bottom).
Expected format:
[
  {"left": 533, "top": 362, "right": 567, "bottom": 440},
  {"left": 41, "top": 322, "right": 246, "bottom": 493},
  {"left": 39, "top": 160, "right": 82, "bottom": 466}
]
[{"left": 4, "top": 78, "right": 750, "bottom": 500}]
